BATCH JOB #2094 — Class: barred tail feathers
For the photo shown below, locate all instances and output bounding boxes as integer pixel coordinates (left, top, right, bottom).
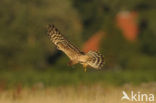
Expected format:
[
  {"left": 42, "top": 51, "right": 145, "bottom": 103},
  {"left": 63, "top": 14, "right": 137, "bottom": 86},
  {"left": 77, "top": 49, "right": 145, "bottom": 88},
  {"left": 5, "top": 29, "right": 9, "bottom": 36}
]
[{"left": 86, "top": 51, "right": 105, "bottom": 69}]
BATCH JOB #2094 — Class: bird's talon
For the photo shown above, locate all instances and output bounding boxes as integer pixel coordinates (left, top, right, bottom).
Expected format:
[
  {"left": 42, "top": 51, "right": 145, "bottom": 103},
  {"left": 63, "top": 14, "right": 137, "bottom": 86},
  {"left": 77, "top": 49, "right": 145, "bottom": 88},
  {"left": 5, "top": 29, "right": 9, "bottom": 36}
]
[{"left": 83, "top": 64, "right": 87, "bottom": 72}]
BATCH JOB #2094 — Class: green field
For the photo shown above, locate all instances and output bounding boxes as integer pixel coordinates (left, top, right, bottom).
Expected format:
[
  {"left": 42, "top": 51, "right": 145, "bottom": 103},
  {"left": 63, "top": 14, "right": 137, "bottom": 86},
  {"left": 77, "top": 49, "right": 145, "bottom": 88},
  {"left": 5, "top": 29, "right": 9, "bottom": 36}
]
[{"left": 0, "top": 66, "right": 156, "bottom": 88}]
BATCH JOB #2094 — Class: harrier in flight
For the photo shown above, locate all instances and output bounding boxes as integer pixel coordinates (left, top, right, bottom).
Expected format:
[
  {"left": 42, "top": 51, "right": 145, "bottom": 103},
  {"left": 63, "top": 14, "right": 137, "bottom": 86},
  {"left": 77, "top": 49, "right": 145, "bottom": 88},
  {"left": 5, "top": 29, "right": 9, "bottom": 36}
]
[{"left": 47, "top": 24, "right": 105, "bottom": 72}]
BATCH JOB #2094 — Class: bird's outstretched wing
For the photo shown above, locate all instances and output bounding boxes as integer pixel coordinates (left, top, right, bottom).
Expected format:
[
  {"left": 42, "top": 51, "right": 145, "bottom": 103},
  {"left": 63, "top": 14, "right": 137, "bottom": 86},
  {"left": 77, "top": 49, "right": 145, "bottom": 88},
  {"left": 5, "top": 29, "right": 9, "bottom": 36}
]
[
  {"left": 47, "top": 24, "right": 105, "bottom": 71},
  {"left": 47, "top": 24, "right": 83, "bottom": 61}
]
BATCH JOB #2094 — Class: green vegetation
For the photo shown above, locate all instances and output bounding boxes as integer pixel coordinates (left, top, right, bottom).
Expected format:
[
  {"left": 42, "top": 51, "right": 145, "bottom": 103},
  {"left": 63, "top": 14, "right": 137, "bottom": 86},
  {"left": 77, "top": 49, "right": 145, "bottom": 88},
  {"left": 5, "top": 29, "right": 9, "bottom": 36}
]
[
  {"left": 0, "top": 65, "right": 156, "bottom": 88},
  {"left": 0, "top": 0, "right": 156, "bottom": 88}
]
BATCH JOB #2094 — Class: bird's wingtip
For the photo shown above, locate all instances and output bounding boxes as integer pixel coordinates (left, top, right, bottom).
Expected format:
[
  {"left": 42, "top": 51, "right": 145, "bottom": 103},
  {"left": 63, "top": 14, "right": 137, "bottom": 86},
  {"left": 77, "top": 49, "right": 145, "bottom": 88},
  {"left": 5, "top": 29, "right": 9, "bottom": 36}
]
[
  {"left": 47, "top": 24, "right": 54, "bottom": 29},
  {"left": 47, "top": 24, "right": 56, "bottom": 33}
]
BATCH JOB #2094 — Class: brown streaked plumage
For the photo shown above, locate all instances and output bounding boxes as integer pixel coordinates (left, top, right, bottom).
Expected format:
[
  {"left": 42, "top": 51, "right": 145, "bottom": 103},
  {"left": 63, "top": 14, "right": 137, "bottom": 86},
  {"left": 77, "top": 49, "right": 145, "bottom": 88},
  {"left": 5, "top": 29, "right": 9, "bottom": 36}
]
[{"left": 47, "top": 24, "right": 105, "bottom": 71}]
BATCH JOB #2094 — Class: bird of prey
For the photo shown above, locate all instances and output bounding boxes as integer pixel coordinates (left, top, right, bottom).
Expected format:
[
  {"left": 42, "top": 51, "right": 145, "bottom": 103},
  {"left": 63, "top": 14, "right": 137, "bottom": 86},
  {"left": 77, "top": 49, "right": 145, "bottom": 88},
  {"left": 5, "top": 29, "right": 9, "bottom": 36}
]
[{"left": 47, "top": 24, "right": 105, "bottom": 72}]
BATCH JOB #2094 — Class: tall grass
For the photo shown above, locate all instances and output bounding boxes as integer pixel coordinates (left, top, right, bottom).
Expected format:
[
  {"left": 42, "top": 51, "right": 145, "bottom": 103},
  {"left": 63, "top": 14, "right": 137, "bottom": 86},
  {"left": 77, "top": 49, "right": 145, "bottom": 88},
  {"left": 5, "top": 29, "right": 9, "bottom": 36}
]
[{"left": 0, "top": 83, "right": 155, "bottom": 103}]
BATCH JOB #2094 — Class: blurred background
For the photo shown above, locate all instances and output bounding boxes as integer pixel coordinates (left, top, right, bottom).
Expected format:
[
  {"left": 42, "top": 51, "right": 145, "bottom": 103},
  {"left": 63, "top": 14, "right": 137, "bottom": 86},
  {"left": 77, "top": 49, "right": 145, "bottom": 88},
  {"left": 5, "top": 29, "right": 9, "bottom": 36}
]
[{"left": 0, "top": 0, "right": 156, "bottom": 102}]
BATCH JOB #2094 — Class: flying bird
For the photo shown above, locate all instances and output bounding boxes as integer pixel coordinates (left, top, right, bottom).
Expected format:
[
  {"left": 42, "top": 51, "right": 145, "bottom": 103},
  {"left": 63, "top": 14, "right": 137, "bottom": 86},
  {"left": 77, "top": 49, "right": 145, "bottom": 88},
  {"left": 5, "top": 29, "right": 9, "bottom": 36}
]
[{"left": 47, "top": 24, "right": 105, "bottom": 72}]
